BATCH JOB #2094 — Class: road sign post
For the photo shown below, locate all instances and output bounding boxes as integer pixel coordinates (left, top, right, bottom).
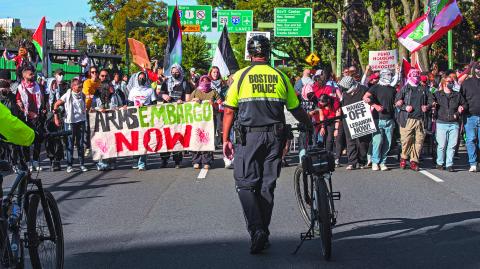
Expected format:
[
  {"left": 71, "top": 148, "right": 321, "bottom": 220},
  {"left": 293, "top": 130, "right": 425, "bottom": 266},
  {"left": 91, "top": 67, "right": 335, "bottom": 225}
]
[
  {"left": 217, "top": 10, "right": 253, "bottom": 33},
  {"left": 167, "top": 5, "right": 212, "bottom": 32},
  {"left": 274, "top": 8, "right": 312, "bottom": 37}
]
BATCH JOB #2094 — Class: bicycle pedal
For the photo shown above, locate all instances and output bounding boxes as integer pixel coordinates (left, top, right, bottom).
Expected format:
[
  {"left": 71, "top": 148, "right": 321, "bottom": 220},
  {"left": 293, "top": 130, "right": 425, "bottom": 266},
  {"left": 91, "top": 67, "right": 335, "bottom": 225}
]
[
  {"left": 300, "top": 232, "right": 313, "bottom": 240},
  {"left": 332, "top": 192, "right": 341, "bottom": 200}
]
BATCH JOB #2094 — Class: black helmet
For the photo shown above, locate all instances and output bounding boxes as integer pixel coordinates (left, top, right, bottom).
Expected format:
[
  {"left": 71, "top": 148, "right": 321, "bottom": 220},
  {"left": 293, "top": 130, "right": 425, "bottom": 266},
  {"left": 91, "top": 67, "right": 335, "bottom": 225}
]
[{"left": 247, "top": 35, "right": 271, "bottom": 59}]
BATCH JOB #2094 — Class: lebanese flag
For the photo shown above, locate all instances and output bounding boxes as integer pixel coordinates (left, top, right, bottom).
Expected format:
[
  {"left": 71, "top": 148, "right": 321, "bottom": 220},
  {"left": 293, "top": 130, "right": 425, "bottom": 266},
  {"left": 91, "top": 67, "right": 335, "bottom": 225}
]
[
  {"left": 163, "top": 6, "right": 182, "bottom": 76},
  {"left": 211, "top": 25, "right": 239, "bottom": 77},
  {"left": 32, "top": 17, "right": 46, "bottom": 60},
  {"left": 397, "top": 0, "right": 462, "bottom": 53}
]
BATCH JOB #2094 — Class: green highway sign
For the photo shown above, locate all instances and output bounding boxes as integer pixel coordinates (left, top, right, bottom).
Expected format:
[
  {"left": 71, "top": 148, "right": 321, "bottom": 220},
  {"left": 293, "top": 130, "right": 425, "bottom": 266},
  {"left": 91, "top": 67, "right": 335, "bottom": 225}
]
[
  {"left": 167, "top": 5, "right": 212, "bottom": 32},
  {"left": 216, "top": 10, "right": 253, "bottom": 33},
  {"left": 274, "top": 7, "right": 312, "bottom": 37}
]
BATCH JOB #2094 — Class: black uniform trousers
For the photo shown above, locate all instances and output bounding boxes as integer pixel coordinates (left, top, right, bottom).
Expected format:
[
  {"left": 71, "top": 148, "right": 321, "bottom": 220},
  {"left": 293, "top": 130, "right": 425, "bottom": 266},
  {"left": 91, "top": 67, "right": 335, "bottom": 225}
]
[{"left": 233, "top": 131, "right": 284, "bottom": 237}]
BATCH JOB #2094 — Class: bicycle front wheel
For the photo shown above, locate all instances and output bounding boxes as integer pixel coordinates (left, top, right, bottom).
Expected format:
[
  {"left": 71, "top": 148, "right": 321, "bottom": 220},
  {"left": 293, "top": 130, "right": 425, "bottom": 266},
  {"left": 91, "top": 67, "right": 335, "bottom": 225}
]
[
  {"left": 314, "top": 176, "right": 332, "bottom": 261},
  {"left": 293, "top": 165, "right": 312, "bottom": 228},
  {"left": 27, "top": 191, "right": 64, "bottom": 269}
]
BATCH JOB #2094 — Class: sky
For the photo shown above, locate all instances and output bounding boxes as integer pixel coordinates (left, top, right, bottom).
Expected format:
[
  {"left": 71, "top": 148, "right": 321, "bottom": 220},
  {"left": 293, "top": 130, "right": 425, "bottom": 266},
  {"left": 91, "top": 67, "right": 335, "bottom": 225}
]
[{"left": 0, "top": 0, "right": 198, "bottom": 29}]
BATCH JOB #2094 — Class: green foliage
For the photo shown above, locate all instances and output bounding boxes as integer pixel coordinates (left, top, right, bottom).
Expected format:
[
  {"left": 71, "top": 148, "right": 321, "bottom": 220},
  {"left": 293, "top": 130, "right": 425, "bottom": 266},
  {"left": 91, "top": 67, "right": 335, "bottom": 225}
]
[
  {"left": 182, "top": 34, "right": 211, "bottom": 74},
  {"left": 88, "top": 0, "right": 167, "bottom": 66},
  {"left": 3, "top": 26, "right": 32, "bottom": 48}
]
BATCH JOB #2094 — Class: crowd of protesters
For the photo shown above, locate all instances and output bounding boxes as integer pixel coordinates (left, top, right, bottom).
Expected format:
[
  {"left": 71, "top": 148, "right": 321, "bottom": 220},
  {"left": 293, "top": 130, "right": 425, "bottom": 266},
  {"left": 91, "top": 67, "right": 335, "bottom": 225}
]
[
  {"left": 295, "top": 61, "right": 480, "bottom": 173},
  {"left": 1, "top": 53, "right": 480, "bottom": 174},
  {"left": 0, "top": 56, "right": 233, "bottom": 173}
]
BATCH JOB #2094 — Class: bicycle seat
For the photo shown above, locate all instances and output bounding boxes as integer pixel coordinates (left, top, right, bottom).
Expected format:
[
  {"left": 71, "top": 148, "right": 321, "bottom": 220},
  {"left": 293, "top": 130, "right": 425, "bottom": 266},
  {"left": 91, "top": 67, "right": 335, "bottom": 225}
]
[{"left": 0, "top": 160, "right": 11, "bottom": 172}]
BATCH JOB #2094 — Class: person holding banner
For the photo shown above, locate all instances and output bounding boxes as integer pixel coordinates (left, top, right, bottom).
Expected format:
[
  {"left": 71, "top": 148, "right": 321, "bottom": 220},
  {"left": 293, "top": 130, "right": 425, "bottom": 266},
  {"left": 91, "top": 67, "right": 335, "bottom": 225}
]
[
  {"left": 395, "top": 69, "right": 433, "bottom": 171},
  {"left": 190, "top": 75, "right": 221, "bottom": 169},
  {"left": 82, "top": 66, "right": 101, "bottom": 157},
  {"left": 338, "top": 76, "right": 370, "bottom": 170},
  {"left": 93, "top": 82, "right": 126, "bottom": 171},
  {"left": 127, "top": 71, "right": 157, "bottom": 171},
  {"left": 363, "top": 69, "right": 398, "bottom": 171},
  {"left": 159, "top": 64, "right": 192, "bottom": 169},
  {"left": 209, "top": 66, "right": 228, "bottom": 149}
]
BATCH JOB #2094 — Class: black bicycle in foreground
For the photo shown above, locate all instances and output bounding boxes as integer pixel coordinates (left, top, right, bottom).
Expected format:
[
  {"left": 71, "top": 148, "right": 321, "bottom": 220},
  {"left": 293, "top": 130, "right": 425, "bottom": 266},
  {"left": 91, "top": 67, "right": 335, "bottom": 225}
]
[
  {"left": 0, "top": 138, "right": 64, "bottom": 268},
  {"left": 291, "top": 118, "right": 342, "bottom": 260}
]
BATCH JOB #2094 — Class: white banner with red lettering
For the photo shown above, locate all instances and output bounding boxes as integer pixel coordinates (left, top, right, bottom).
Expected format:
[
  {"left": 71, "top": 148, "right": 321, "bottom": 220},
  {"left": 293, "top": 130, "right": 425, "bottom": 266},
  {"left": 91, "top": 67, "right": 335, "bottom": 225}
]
[
  {"left": 89, "top": 102, "right": 215, "bottom": 160},
  {"left": 368, "top": 49, "right": 398, "bottom": 71}
]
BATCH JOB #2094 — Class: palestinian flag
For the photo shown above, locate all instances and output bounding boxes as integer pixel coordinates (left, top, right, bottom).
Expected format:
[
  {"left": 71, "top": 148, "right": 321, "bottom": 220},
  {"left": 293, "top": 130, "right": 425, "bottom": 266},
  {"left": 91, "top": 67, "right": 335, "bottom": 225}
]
[
  {"left": 32, "top": 17, "right": 46, "bottom": 60},
  {"left": 163, "top": 6, "right": 182, "bottom": 76},
  {"left": 211, "top": 25, "right": 239, "bottom": 77},
  {"left": 397, "top": 0, "right": 462, "bottom": 53}
]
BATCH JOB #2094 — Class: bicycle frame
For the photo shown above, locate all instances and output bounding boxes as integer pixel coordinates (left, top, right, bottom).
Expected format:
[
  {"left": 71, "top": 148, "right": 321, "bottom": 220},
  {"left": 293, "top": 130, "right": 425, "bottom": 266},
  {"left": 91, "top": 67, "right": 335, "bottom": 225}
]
[{"left": 0, "top": 170, "right": 57, "bottom": 267}]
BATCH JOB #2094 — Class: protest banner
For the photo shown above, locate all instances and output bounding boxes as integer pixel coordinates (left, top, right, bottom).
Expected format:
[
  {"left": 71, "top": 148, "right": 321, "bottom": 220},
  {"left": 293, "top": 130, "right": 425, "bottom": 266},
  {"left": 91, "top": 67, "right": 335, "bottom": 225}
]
[
  {"left": 128, "top": 38, "right": 151, "bottom": 69},
  {"left": 89, "top": 102, "right": 215, "bottom": 161},
  {"left": 368, "top": 49, "right": 398, "bottom": 71},
  {"left": 341, "top": 101, "right": 377, "bottom": 139}
]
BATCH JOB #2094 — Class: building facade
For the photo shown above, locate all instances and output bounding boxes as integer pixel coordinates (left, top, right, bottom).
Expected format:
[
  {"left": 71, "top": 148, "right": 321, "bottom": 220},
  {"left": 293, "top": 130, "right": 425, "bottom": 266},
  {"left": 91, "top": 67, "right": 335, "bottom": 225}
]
[
  {"left": 0, "top": 18, "right": 21, "bottom": 35},
  {"left": 53, "top": 21, "right": 86, "bottom": 50}
]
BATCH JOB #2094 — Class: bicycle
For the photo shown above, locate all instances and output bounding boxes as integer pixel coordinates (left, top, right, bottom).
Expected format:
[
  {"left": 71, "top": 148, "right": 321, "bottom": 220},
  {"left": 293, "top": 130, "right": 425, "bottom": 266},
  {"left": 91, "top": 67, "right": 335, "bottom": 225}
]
[
  {"left": 291, "top": 118, "right": 342, "bottom": 261},
  {"left": 0, "top": 136, "right": 65, "bottom": 268}
]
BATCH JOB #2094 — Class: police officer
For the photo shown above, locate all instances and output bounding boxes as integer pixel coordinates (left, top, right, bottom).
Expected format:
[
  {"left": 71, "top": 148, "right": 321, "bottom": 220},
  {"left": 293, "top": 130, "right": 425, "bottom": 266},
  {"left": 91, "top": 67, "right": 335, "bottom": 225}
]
[{"left": 222, "top": 36, "right": 312, "bottom": 254}]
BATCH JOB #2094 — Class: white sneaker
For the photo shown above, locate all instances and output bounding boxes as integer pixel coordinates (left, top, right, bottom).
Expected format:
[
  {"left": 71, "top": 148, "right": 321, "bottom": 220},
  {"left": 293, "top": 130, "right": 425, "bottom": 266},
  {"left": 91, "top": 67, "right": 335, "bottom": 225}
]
[
  {"left": 84, "top": 149, "right": 91, "bottom": 157},
  {"left": 380, "top": 164, "right": 389, "bottom": 171},
  {"left": 66, "top": 166, "right": 74, "bottom": 173},
  {"left": 469, "top": 165, "right": 477, "bottom": 173},
  {"left": 33, "top": 161, "right": 42, "bottom": 171},
  {"left": 224, "top": 157, "right": 233, "bottom": 169},
  {"left": 372, "top": 163, "right": 380, "bottom": 171},
  {"left": 80, "top": 166, "right": 88, "bottom": 172}
]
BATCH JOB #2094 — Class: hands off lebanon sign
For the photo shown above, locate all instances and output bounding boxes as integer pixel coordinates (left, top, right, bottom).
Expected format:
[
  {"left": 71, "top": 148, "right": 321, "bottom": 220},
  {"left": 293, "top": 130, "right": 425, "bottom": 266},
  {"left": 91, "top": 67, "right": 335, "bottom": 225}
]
[
  {"left": 341, "top": 101, "right": 377, "bottom": 139},
  {"left": 90, "top": 102, "right": 215, "bottom": 161},
  {"left": 368, "top": 49, "right": 398, "bottom": 71}
]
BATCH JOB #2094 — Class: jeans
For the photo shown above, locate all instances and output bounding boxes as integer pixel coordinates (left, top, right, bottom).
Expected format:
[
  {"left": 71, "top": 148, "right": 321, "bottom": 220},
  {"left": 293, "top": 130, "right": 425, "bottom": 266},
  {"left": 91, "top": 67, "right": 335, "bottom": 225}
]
[
  {"left": 137, "top": 155, "right": 146, "bottom": 169},
  {"left": 435, "top": 122, "right": 459, "bottom": 167},
  {"left": 465, "top": 115, "right": 480, "bottom": 166},
  {"left": 371, "top": 119, "right": 395, "bottom": 165},
  {"left": 65, "top": 121, "right": 85, "bottom": 166}
]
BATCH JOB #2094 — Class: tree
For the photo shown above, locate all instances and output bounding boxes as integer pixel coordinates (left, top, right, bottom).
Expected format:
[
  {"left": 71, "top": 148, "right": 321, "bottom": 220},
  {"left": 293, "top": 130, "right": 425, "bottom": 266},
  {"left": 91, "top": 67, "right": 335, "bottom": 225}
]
[
  {"left": 3, "top": 26, "right": 32, "bottom": 48},
  {"left": 182, "top": 34, "right": 211, "bottom": 74},
  {"left": 88, "top": 0, "right": 168, "bottom": 71}
]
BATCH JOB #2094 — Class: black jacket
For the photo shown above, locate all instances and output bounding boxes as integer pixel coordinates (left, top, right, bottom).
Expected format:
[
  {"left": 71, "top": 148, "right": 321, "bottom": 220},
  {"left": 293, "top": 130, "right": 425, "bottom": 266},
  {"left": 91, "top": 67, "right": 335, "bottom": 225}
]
[
  {"left": 460, "top": 77, "right": 480, "bottom": 116},
  {"left": 395, "top": 84, "right": 432, "bottom": 128},
  {"left": 432, "top": 91, "right": 465, "bottom": 123}
]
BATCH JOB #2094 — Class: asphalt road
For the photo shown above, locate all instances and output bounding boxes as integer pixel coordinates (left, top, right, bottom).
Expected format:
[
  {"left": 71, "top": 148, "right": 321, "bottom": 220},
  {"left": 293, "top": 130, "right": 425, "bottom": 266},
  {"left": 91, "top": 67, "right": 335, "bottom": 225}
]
[{"left": 3, "top": 148, "right": 480, "bottom": 269}]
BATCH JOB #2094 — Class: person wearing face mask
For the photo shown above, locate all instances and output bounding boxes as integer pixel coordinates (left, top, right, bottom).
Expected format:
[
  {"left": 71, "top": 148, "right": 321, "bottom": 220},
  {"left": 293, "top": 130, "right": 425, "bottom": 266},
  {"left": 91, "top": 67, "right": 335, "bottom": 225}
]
[
  {"left": 127, "top": 71, "right": 157, "bottom": 171},
  {"left": 395, "top": 69, "right": 433, "bottom": 171},
  {"left": 208, "top": 66, "right": 228, "bottom": 150},
  {"left": 363, "top": 69, "right": 398, "bottom": 171},
  {"left": 159, "top": 64, "right": 192, "bottom": 168},
  {"left": 190, "top": 75, "right": 221, "bottom": 169},
  {"left": 44, "top": 69, "right": 67, "bottom": 172},
  {"left": 94, "top": 82, "right": 124, "bottom": 171},
  {"left": 432, "top": 77, "right": 465, "bottom": 172},
  {"left": 16, "top": 66, "right": 46, "bottom": 172},
  {"left": 312, "top": 69, "right": 341, "bottom": 99},
  {"left": 460, "top": 62, "right": 480, "bottom": 172},
  {"left": 339, "top": 76, "right": 370, "bottom": 170}
]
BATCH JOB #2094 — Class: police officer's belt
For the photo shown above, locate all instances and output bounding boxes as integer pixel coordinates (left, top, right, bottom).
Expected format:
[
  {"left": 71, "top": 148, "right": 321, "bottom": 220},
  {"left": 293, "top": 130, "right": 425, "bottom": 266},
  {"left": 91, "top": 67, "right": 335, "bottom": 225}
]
[{"left": 244, "top": 125, "right": 274, "bottom": 132}]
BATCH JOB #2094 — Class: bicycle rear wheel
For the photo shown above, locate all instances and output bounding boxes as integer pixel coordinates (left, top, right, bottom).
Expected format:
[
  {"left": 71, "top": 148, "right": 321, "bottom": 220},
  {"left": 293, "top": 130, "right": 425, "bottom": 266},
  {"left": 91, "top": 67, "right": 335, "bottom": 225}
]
[
  {"left": 293, "top": 165, "right": 313, "bottom": 228},
  {"left": 314, "top": 176, "right": 332, "bottom": 261},
  {"left": 27, "top": 191, "right": 64, "bottom": 269}
]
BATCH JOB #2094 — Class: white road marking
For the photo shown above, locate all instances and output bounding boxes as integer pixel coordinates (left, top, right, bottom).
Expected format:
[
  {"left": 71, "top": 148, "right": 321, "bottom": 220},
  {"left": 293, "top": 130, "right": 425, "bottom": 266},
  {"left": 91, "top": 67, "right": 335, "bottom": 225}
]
[
  {"left": 419, "top": 170, "right": 444, "bottom": 183},
  {"left": 197, "top": 168, "right": 208, "bottom": 179}
]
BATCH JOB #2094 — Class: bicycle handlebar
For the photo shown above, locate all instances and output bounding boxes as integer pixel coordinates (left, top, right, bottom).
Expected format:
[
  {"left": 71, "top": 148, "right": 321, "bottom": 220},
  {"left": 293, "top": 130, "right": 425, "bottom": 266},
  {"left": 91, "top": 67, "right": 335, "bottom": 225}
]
[{"left": 290, "top": 115, "right": 345, "bottom": 132}]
